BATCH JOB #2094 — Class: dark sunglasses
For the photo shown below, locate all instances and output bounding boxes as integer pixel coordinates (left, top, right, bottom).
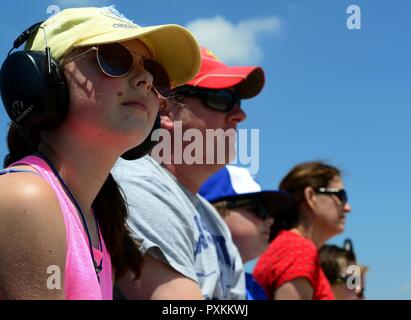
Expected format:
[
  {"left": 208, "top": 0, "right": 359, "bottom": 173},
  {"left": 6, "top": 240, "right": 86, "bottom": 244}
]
[
  {"left": 172, "top": 86, "right": 241, "bottom": 112},
  {"left": 315, "top": 187, "right": 348, "bottom": 206},
  {"left": 226, "top": 197, "right": 270, "bottom": 220},
  {"left": 65, "top": 43, "right": 171, "bottom": 98}
]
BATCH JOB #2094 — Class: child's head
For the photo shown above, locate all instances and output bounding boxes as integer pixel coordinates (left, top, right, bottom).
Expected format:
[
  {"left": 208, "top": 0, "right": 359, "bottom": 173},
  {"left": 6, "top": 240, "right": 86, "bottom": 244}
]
[
  {"left": 200, "top": 165, "right": 290, "bottom": 262},
  {"left": 320, "top": 240, "right": 367, "bottom": 299}
]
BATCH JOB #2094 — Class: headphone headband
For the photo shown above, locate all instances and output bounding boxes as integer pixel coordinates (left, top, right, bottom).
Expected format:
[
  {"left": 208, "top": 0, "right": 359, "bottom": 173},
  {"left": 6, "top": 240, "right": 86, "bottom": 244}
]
[{"left": 12, "top": 21, "right": 44, "bottom": 51}]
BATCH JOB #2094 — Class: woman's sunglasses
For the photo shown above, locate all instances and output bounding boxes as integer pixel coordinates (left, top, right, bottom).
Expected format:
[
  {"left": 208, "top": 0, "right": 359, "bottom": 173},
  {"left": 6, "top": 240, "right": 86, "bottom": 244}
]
[
  {"left": 64, "top": 43, "right": 171, "bottom": 98},
  {"left": 172, "top": 86, "right": 241, "bottom": 112},
  {"left": 315, "top": 187, "right": 348, "bottom": 206}
]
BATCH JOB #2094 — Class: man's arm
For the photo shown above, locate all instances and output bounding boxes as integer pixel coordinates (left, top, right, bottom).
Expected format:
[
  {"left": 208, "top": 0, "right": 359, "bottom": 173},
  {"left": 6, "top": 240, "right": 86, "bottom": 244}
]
[
  {"left": 113, "top": 160, "right": 205, "bottom": 299},
  {"left": 118, "top": 255, "right": 204, "bottom": 299}
]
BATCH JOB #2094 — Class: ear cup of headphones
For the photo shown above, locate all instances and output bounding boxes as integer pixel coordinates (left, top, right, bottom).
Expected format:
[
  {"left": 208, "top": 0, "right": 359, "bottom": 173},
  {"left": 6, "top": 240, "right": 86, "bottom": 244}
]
[
  {"left": 121, "top": 113, "right": 161, "bottom": 160},
  {"left": 0, "top": 50, "right": 69, "bottom": 130}
]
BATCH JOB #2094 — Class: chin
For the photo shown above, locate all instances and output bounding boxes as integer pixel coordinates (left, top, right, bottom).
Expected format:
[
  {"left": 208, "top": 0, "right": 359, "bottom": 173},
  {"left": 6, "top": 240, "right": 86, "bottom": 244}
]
[
  {"left": 327, "top": 225, "right": 344, "bottom": 238},
  {"left": 336, "top": 224, "right": 346, "bottom": 234},
  {"left": 222, "top": 143, "right": 237, "bottom": 164},
  {"left": 204, "top": 163, "right": 225, "bottom": 176},
  {"left": 121, "top": 131, "right": 149, "bottom": 152}
]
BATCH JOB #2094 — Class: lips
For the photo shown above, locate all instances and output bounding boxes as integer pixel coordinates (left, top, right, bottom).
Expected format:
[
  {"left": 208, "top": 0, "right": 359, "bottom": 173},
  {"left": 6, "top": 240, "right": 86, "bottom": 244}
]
[
  {"left": 224, "top": 126, "right": 237, "bottom": 132},
  {"left": 123, "top": 100, "right": 148, "bottom": 112}
]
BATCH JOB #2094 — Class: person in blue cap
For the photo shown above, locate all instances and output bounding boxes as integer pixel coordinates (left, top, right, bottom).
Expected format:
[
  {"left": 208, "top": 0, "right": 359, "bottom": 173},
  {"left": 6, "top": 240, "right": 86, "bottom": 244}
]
[{"left": 199, "top": 165, "right": 290, "bottom": 300}]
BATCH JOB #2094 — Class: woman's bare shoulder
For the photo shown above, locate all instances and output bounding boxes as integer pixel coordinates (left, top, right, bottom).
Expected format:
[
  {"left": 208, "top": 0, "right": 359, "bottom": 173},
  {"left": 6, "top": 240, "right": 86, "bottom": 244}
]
[
  {"left": 0, "top": 168, "right": 66, "bottom": 241},
  {"left": 0, "top": 166, "right": 67, "bottom": 299}
]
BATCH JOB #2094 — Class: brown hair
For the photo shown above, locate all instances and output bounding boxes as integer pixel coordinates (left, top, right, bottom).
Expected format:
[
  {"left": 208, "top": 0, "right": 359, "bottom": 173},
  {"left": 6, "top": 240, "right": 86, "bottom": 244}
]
[
  {"left": 319, "top": 244, "right": 356, "bottom": 285},
  {"left": 270, "top": 161, "right": 341, "bottom": 240},
  {"left": 212, "top": 200, "right": 230, "bottom": 218},
  {"left": 4, "top": 124, "right": 143, "bottom": 282}
]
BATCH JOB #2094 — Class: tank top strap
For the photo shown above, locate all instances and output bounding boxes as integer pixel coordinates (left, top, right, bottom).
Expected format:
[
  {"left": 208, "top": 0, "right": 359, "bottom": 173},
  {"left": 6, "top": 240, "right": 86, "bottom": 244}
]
[{"left": 0, "top": 168, "right": 40, "bottom": 176}]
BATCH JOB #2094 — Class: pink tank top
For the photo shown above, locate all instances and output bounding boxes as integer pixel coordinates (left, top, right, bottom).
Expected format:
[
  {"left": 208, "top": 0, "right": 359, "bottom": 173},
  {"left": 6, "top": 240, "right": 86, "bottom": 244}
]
[{"left": 8, "top": 155, "right": 113, "bottom": 300}]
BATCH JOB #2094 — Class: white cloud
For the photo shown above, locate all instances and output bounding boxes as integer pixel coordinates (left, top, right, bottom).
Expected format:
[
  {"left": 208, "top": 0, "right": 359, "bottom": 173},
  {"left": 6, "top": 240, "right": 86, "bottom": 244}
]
[{"left": 186, "top": 15, "right": 282, "bottom": 65}]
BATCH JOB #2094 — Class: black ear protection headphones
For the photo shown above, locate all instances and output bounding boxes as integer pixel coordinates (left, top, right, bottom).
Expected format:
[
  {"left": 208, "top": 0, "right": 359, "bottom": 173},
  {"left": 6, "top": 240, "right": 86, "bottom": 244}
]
[
  {"left": 0, "top": 21, "right": 160, "bottom": 160},
  {"left": 0, "top": 21, "right": 68, "bottom": 130}
]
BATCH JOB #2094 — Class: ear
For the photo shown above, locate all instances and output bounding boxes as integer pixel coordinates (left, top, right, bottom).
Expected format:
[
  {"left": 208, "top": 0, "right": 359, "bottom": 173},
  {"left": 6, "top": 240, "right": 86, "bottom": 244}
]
[
  {"left": 160, "top": 115, "right": 174, "bottom": 130},
  {"left": 304, "top": 186, "right": 317, "bottom": 211},
  {"left": 159, "top": 98, "right": 174, "bottom": 130}
]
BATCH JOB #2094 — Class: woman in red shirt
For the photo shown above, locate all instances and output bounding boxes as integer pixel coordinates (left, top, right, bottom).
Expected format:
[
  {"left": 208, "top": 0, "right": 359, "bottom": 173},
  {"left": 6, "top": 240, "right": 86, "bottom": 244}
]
[{"left": 253, "top": 162, "right": 352, "bottom": 300}]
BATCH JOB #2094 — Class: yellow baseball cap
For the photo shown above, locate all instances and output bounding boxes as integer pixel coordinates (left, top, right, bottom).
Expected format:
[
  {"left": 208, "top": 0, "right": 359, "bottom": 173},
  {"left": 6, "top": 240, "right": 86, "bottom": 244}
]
[{"left": 26, "top": 6, "right": 200, "bottom": 88}]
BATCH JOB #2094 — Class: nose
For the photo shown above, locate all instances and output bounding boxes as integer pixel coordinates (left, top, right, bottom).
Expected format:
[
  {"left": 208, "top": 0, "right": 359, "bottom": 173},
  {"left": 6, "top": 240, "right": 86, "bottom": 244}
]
[
  {"left": 227, "top": 103, "right": 247, "bottom": 124},
  {"left": 343, "top": 202, "right": 352, "bottom": 213},
  {"left": 130, "top": 63, "right": 154, "bottom": 93}
]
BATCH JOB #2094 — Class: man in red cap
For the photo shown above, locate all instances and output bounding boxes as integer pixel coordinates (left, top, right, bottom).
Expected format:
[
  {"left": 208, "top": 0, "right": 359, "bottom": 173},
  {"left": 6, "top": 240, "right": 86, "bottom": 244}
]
[
  {"left": 183, "top": 47, "right": 264, "bottom": 98},
  {"left": 113, "top": 47, "right": 265, "bottom": 300}
]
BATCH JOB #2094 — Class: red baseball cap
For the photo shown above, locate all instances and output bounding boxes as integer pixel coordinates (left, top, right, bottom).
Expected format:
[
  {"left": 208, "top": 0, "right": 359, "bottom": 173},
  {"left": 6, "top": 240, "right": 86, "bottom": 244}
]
[{"left": 185, "top": 47, "right": 265, "bottom": 99}]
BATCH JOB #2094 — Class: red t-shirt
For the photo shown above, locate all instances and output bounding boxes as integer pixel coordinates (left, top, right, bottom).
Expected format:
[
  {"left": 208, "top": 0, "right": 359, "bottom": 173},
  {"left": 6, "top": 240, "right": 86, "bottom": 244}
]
[{"left": 253, "top": 230, "right": 335, "bottom": 300}]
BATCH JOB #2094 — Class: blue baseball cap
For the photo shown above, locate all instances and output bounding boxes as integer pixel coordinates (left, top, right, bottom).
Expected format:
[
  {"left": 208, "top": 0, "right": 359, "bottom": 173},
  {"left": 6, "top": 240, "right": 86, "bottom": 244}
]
[{"left": 199, "top": 165, "right": 291, "bottom": 217}]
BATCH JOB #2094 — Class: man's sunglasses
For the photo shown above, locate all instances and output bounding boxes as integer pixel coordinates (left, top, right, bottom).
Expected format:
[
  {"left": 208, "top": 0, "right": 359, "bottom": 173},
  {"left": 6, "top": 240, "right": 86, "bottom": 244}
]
[
  {"left": 225, "top": 197, "right": 270, "bottom": 220},
  {"left": 315, "top": 187, "right": 348, "bottom": 206},
  {"left": 64, "top": 43, "right": 171, "bottom": 98},
  {"left": 172, "top": 86, "right": 241, "bottom": 112}
]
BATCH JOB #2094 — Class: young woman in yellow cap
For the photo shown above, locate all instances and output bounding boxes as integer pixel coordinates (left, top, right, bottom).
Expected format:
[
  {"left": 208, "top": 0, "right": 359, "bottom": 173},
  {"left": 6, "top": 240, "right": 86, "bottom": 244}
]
[{"left": 0, "top": 6, "right": 200, "bottom": 300}]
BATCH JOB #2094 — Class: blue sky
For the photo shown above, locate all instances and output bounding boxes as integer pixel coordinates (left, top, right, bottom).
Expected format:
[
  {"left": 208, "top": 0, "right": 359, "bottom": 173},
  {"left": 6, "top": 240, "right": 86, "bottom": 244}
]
[{"left": 0, "top": 0, "right": 410, "bottom": 299}]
